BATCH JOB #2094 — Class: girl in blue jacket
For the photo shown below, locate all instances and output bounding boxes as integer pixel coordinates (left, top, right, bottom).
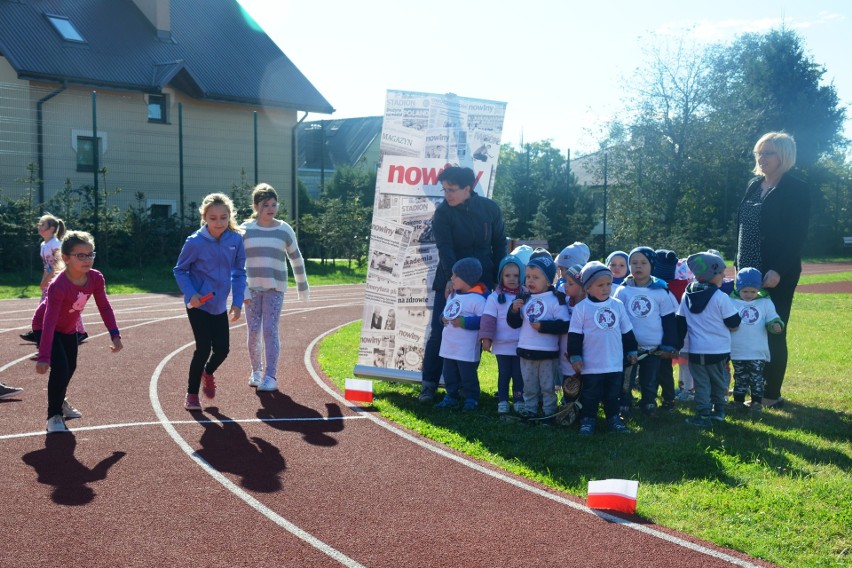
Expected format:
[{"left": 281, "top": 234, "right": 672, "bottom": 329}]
[{"left": 174, "top": 193, "right": 247, "bottom": 411}]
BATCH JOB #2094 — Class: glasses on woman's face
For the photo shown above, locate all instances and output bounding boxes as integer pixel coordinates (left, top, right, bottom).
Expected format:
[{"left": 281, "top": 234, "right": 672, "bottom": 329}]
[
  {"left": 71, "top": 252, "right": 96, "bottom": 261},
  {"left": 442, "top": 184, "right": 466, "bottom": 194}
]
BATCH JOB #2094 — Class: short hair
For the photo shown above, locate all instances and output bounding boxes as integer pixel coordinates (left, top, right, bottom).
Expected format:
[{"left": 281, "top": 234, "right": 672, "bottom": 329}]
[
  {"left": 199, "top": 192, "right": 239, "bottom": 232},
  {"left": 753, "top": 132, "right": 796, "bottom": 176},
  {"left": 437, "top": 166, "right": 476, "bottom": 190},
  {"left": 61, "top": 230, "right": 95, "bottom": 256}
]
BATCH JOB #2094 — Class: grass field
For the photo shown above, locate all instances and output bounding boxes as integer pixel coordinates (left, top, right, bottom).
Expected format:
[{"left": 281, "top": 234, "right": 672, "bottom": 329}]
[{"left": 318, "top": 272, "right": 851, "bottom": 568}]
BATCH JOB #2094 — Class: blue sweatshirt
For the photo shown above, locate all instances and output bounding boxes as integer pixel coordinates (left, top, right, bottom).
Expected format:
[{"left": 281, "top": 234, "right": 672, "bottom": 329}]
[{"left": 174, "top": 226, "right": 247, "bottom": 315}]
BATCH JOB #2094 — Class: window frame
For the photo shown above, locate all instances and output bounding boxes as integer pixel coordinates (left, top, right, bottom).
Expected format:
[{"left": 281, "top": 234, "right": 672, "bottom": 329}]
[
  {"left": 46, "top": 14, "right": 86, "bottom": 43},
  {"left": 147, "top": 94, "right": 168, "bottom": 124}
]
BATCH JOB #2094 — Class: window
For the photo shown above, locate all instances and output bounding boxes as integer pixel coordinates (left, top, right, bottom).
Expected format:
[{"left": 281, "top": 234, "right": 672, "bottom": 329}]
[
  {"left": 147, "top": 94, "right": 167, "bottom": 123},
  {"left": 76, "top": 136, "right": 100, "bottom": 172},
  {"left": 46, "top": 15, "right": 86, "bottom": 43},
  {"left": 147, "top": 199, "right": 176, "bottom": 219}
]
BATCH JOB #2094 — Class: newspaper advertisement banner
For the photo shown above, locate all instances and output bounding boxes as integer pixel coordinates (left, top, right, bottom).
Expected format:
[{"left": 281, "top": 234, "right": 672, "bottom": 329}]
[{"left": 354, "top": 90, "right": 506, "bottom": 383}]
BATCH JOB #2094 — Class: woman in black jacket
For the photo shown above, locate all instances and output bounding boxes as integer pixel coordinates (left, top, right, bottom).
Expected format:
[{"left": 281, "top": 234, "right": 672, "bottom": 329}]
[
  {"left": 735, "top": 132, "right": 811, "bottom": 407},
  {"left": 418, "top": 166, "right": 507, "bottom": 403}
]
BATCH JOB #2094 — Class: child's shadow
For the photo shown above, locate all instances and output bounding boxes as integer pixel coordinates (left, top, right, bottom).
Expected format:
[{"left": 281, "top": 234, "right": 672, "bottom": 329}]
[
  {"left": 256, "top": 390, "right": 344, "bottom": 447},
  {"left": 194, "top": 407, "right": 286, "bottom": 493},
  {"left": 21, "top": 435, "right": 125, "bottom": 506}
]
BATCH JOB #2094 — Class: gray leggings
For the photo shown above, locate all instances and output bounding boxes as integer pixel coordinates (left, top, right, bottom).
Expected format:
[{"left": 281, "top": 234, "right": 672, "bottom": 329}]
[{"left": 245, "top": 290, "right": 284, "bottom": 379}]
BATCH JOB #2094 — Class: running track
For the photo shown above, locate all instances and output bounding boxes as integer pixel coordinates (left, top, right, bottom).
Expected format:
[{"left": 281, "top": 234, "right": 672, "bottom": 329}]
[{"left": 0, "top": 284, "right": 787, "bottom": 567}]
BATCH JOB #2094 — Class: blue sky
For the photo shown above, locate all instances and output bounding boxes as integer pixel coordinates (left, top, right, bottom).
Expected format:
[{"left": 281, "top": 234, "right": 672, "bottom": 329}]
[{"left": 237, "top": 1, "right": 850, "bottom": 156}]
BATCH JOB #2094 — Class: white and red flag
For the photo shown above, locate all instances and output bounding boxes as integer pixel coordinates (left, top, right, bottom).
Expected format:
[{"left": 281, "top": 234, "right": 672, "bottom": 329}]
[
  {"left": 344, "top": 378, "right": 374, "bottom": 403},
  {"left": 587, "top": 479, "right": 639, "bottom": 513}
]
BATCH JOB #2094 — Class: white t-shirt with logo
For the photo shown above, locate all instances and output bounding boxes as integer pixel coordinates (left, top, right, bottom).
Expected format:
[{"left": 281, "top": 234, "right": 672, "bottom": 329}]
[
  {"left": 729, "top": 296, "right": 780, "bottom": 361},
  {"left": 612, "top": 285, "right": 674, "bottom": 350},
  {"left": 440, "top": 291, "right": 487, "bottom": 362},
  {"left": 482, "top": 291, "right": 521, "bottom": 356},
  {"left": 677, "top": 289, "right": 738, "bottom": 355},
  {"left": 568, "top": 297, "right": 633, "bottom": 374},
  {"left": 516, "top": 291, "right": 570, "bottom": 353}
]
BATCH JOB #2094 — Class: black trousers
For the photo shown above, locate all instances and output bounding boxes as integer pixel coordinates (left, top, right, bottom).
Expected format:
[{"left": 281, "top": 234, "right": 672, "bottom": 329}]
[
  {"left": 40, "top": 330, "right": 79, "bottom": 419},
  {"left": 764, "top": 272, "right": 799, "bottom": 400},
  {"left": 186, "top": 309, "right": 230, "bottom": 394}
]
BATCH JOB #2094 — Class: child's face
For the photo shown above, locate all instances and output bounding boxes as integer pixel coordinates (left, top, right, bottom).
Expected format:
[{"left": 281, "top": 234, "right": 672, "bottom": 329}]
[
  {"left": 37, "top": 220, "right": 55, "bottom": 240},
  {"left": 501, "top": 264, "right": 520, "bottom": 289},
  {"left": 525, "top": 266, "right": 549, "bottom": 294},
  {"left": 204, "top": 204, "right": 230, "bottom": 239},
  {"left": 63, "top": 243, "right": 95, "bottom": 274},
  {"left": 450, "top": 273, "right": 471, "bottom": 292},
  {"left": 563, "top": 277, "right": 584, "bottom": 300},
  {"left": 629, "top": 254, "right": 651, "bottom": 283},
  {"left": 255, "top": 198, "right": 278, "bottom": 221},
  {"left": 608, "top": 256, "right": 627, "bottom": 278},
  {"left": 739, "top": 287, "right": 759, "bottom": 301},
  {"left": 586, "top": 275, "right": 613, "bottom": 301}
]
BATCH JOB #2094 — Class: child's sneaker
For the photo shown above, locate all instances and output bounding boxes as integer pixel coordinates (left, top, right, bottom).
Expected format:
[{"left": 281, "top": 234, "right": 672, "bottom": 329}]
[
  {"left": 201, "top": 371, "right": 216, "bottom": 399},
  {"left": 660, "top": 400, "right": 676, "bottom": 412},
  {"left": 497, "top": 401, "right": 510, "bottom": 415},
  {"left": 607, "top": 415, "right": 631, "bottom": 433},
  {"left": 675, "top": 389, "right": 694, "bottom": 402},
  {"left": 710, "top": 406, "right": 726, "bottom": 422},
  {"left": 257, "top": 376, "right": 278, "bottom": 392},
  {"left": 513, "top": 400, "right": 526, "bottom": 414},
  {"left": 418, "top": 387, "right": 436, "bottom": 404},
  {"left": 434, "top": 396, "right": 459, "bottom": 409},
  {"left": 750, "top": 402, "right": 763, "bottom": 419},
  {"left": 248, "top": 371, "right": 263, "bottom": 387},
  {"left": 462, "top": 399, "right": 478, "bottom": 412},
  {"left": 46, "top": 414, "right": 69, "bottom": 433},
  {"left": 184, "top": 393, "right": 202, "bottom": 411},
  {"left": 578, "top": 417, "right": 595, "bottom": 436},
  {"left": 62, "top": 399, "right": 82, "bottom": 419},
  {"left": 685, "top": 415, "right": 712, "bottom": 428},
  {"left": 0, "top": 383, "right": 23, "bottom": 400}
]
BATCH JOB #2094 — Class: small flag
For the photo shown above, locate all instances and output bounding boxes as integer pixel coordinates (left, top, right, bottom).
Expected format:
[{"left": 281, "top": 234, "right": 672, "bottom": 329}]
[
  {"left": 344, "top": 378, "right": 373, "bottom": 403},
  {"left": 587, "top": 479, "right": 638, "bottom": 513}
]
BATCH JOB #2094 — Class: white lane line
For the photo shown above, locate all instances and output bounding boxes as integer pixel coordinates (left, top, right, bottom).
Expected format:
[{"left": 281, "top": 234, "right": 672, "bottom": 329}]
[
  {"left": 0, "top": 415, "right": 366, "bottom": 441},
  {"left": 304, "top": 321, "right": 765, "bottom": 568},
  {"left": 149, "top": 342, "right": 365, "bottom": 568}
]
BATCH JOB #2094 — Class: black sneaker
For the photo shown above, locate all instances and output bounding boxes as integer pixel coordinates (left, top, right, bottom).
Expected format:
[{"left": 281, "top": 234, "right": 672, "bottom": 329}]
[
  {"left": 19, "top": 331, "right": 37, "bottom": 343},
  {"left": 0, "top": 383, "right": 24, "bottom": 400},
  {"left": 77, "top": 332, "right": 88, "bottom": 345}
]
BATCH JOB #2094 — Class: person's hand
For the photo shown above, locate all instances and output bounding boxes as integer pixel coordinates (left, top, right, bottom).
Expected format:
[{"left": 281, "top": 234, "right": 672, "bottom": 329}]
[
  {"left": 441, "top": 316, "right": 448, "bottom": 326},
  {"left": 627, "top": 354, "right": 638, "bottom": 365},
  {"left": 36, "top": 361, "right": 49, "bottom": 375},
  {"left": 481, "top": 339, "right": 493, "bottom": 352},
  {"left": 449, "top": 318, "right": 462, "bottom": 328},
  {"left": 763, "top": 270, "right": 781, "bottom": 288},
  {"left": 530, "top": 322, "right": 541, "bottom": 331},
  {"left": 188, "top": 294, "right": 202, "bottom": 308},
  {"left": 444, "top": 281, "right": 454, "bottom": 299},
  {"left": 229, "top": 306, "right": 241, "bottom": 322},
  {"left": 770, "top": 322, "right": 783, "bottom": 334},
  {"left": 110, "top": 337, "right": 123, "bottom": 353},
  {"left": 511, "top": 299, "right": 524, "bottom": 312},
  {"left": 571, "top": 360, "right": 584, "bottom": 374},
  {"left": 243, "top": 298, "right": 251, "bottom": 306}
]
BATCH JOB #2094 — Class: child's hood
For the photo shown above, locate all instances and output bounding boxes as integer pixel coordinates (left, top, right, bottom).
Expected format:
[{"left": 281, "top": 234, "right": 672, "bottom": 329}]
[{"left": 684, "top": 281, "right": 718, "bottom": 313}]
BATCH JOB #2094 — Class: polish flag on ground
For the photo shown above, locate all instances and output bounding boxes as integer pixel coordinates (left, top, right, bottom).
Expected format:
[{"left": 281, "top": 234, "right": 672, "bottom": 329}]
[
  {"left": 344, "top": 378, "right": 373, "bottom": 403},
  {"left": 587, "top": 479, "right": 639, "bottom": 513}
]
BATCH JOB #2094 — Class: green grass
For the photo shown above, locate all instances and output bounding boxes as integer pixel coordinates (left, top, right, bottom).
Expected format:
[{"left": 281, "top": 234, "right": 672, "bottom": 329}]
[
  {"left": 318, "top": 291, "right": 851, "bottom": 568},
  {"left": 0, "top": 260, "right": 367, "bottom": 299}
]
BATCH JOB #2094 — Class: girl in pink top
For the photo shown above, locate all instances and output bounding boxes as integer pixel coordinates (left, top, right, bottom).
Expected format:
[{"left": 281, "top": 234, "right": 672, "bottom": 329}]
[{"left": 32, "top": 231, "right": 123, "bottom": 433}]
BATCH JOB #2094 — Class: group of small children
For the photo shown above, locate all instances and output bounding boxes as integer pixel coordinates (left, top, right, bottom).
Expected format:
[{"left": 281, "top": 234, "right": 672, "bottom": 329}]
[
  {"left": 9, "top": 184, "right": 308, "bottom": 434},
  {"left": 433, "top": 239, "right": 784, "bottom": 434}
]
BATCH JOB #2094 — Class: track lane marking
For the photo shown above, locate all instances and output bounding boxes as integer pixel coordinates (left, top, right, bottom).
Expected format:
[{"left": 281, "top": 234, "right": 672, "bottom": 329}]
[{"left": 304, "top": 321, "right": 765, "bottom": 568}]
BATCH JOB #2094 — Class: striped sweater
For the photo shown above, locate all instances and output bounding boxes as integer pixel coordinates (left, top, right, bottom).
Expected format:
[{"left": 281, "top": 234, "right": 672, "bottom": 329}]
[{"left": 241, "top": 219, "right": 309, "bottom": 301}]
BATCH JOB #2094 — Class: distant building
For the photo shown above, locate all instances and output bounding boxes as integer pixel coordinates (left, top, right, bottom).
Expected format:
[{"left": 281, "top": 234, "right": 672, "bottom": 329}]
[
  {"left": 0, "top": 0, "right": 333, "bottom": 218},
  {"left": 297, "top": 117, "right": 383, "bottom": 199}
]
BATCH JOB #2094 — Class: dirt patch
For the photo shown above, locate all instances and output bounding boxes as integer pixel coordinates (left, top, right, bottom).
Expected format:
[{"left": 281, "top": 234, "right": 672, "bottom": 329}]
[{"left": 796, "top": 281, "right": 852, "bottom": 294}]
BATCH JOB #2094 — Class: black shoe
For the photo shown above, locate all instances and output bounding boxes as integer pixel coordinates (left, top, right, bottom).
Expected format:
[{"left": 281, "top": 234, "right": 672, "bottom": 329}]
[
  {"left": 19, "top": 331, "right": 37, "bottom": 343},
  {"left": 77, "top": 332, "right": 88, "bottom": 345}
]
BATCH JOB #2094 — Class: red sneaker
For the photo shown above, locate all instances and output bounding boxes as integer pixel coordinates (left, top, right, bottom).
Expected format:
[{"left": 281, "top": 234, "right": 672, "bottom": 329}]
[
  {"left": 184, "top": 394, "right": 202, "bottom": 411},
  {"left": 201, "top": 371, "right": 216, "bottom": 399}
]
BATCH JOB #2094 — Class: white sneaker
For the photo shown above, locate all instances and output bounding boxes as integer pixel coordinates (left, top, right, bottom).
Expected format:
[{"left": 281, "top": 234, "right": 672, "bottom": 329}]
[
  {"left": 248, "top": 371, "right": 263, "bottom": 387},
  {"left": 513, "top": 400, "right": 526, "bottom": 414},
  {"left": 46, "top": 415, "right": 68, "bottom": 433},
  {"left": 62, "top": 399, "right": 82, "bottom": 419},
  {"left": 497, "top": 401, "right": 510, "bottom": 415},
  {"left": 257, "top": 376, "right": 278, "bottom": 392}
]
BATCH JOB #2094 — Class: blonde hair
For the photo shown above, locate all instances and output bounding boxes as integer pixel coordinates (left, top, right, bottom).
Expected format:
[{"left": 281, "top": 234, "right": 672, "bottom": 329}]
[
  {"left": 199, "top": 193, "right": 239, "bottom": 232},
  {"left": 249, "top": 183, "right": 278, "bottom": 220},
  {"left": 39, "top": 213, "right": 66, "bottom": 240},
  {"left": 753, "top": 132, "right": 796, "bottom": 176}
]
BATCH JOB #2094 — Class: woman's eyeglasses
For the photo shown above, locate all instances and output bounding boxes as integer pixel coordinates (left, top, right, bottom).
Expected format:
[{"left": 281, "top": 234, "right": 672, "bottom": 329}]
[{"left": 71, "top": 252, "right": 96, "bottom": 261}]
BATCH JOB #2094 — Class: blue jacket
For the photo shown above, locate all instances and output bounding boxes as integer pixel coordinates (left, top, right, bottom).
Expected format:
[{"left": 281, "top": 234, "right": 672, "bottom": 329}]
[{"left": 174, "top": 226, "right": 247, "bottom": 315}]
